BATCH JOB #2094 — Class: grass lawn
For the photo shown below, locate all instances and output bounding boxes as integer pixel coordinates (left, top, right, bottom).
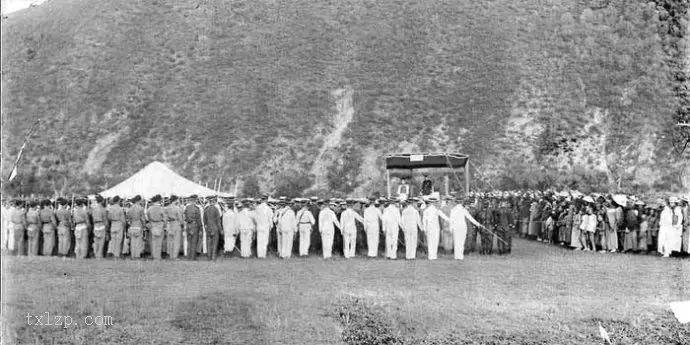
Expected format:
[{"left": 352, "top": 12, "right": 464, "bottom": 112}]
[{"left": 1, "top": 238, "right": 689, "bottom": 344}]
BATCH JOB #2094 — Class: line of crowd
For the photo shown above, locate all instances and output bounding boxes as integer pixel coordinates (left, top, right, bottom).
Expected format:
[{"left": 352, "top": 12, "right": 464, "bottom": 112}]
[
  {"left": 506, "top": 191, "right": 689, "bottom": 257},
  {"left": 1, "top": 193, "right": 502, "bottom": 261}
]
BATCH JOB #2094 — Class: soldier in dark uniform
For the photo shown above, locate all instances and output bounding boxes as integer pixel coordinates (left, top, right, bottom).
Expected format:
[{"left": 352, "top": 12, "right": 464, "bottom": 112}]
[
  {"left": 309, "top": 197, "right": 322, "bottom": 254},
  {"left": 203, "top": 196, "right": 222, "bottom": 261},
  {"left": 39, "top": 199, "right": 57, "bottom": 256},
  {"left": 497, "top": 200, "right": 513, "bottom": 254},
  {"left": 26, "top": 200, "right": 41, "bottom": 256},
  {"left": 464, "top": 197, "right": 479, "bottom": 254},
  {"left": 107, "top": 196, "right": 125, "bottom": 258},
  {"left": 184, "top": 195, "right": 202, "bottom": 260},
  {"left": 333, "top": 200, "right": 345, "bottom": 256},
  {"left": 480, "top": 199, "right": 496, "bottom": 255},
  {"left": 147, "top": 195, "right": 166, "bottom": 260},
  {"left": 55, "top": 197, "right": 72, "bottom": 257},
  {"left": 91, "top": 195, "right": 108, "bottom": 259},
  {"left": 126, "top": 196, "right": 146, "bottom": 259}
]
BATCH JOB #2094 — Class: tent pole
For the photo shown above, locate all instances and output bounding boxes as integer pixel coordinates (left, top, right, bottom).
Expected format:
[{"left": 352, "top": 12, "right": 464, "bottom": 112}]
[
  {"left": 386, "top": 170, "right": 391, "bottom": 198},
  {"left": 465, "top": 161, "right": 470, "bottom": 195},
  {"left": 444, "top": 175, "right": 449, "bottom": 196}
]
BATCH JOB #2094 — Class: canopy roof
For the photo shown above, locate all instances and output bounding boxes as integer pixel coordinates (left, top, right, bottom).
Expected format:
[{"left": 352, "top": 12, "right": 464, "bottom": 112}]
[
  {"left": 100, "top": 161, "right": 230, "bottom": 198},
  {"left": 384, "top": 153, "right": 469, "bottom": 170}
]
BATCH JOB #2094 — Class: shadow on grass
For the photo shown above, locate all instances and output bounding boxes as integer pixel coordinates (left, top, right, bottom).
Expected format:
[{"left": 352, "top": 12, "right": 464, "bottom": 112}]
[{"left": 171, "top": 293, "right": 269, "bottom": 345}]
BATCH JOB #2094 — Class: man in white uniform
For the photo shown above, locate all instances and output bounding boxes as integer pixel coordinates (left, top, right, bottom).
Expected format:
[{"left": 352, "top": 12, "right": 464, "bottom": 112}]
[
  {"left": 296, "top": 199, "right": 316, "bottom": 256},
  {"left": 382, "top": 199, "right": 402, "bottom": 259},
  {"left": 363, "top": 197, "right": 382, "bottom": 257},
  {"left": 340, "top": 199, "right": 364, "bottom": 258},
  {"left": 319, "top": 202, "right": 341, "bottom": 258},
  {"left": 449, "top": 196, "right": 484, "bottom": 260},
  {"left": 237, "top": 199, "right": 256, "bottom": 258},
  {"left": 222, "top": 198, "right": 238, "bottom": 255},
  {"left": 422, "top": 196, "right": 450, "bottom": 260},
  {"left": 401, "top": 198, "right": 422, "bottom": 259},
  {"left": 254, "top": 195, "right": 274, "bottom": 258},
  {"left": 275, "top": 200, "right": 297, "bottom": 258}
]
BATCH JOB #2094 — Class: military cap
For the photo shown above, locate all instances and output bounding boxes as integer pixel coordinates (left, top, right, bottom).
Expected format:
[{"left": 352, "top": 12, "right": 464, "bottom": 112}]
[
  {"left": 188, "top": 194, "right": 198, "bottom": 200},
  {"left": 260, "top": 193, "right": 269, "bottom": 200},
  {"left": 111, "top": 196, "right": 121, "bottom": 204},
  {"left": 169, "top": 195, "right": 178, "bottom": 202},
  {"left": 669, "top": 196, "right": 679, "bottom": 204},
  {"left": 131, "top": 195, "right": 142, "bottom": 203},
  {"left": 56, "top": 197, "right": 68, "bottom": 205},
  {"left": 150, "top": 194, "right": 162, "bottom": 203}
]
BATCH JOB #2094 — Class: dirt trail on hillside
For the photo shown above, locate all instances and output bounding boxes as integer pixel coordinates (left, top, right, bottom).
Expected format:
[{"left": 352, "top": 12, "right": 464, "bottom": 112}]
[{"left": 309, "top": 86, "right": 354, "bottom": 191}]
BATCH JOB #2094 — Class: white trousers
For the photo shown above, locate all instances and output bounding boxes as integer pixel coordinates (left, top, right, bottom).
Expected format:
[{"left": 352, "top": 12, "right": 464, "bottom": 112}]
[
  {"left": 299, "top": 225, "right": 311, "bottom": 256},
  {"left": 403, "top": 228, "right": 417, "bottom": 259},
  {"left": 366, "top": 225, "right": 379, "bottom": 257},
  {"left": 343, "top": 232, "right": 357, "bottom": 258},
  {"left": 240, "top": 231, "right": 253, "bottom": 257},
  {"left": 256, "top": 228, "right": 269, "bottom": 258},
  {"left": 385, "top": 227, "right": 398, "bottom": 259},
  {"left": 321, "top": 230, "right": 334, "bottom": 258},
  {"left": 427, "top": 229, "right": 440, "bottom": 260},
  {"left": 281, "top": 231, "right": 294, "bottom": 258},
  {"left": 452, "top": 226, "right": 467, "bottom": 260}
]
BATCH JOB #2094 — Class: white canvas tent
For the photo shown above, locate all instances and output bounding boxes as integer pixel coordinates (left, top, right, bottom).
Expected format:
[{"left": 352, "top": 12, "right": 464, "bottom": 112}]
[{"left": 100, "top": 161, "right": 230, "bottom": 198}]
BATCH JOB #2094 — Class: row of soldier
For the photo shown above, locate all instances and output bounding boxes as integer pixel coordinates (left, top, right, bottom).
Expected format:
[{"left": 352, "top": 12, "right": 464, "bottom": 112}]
[{"left": 2, "top": 193, "right": 508, "bottom": 261}]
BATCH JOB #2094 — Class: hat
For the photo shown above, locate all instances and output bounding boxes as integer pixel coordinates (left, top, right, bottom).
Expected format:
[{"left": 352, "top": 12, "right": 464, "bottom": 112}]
[
  {"left": 310, "top": 196, "right": 318, "bottom": 202},
  {"left": 150, "top": 194, "right": 162, "bottom": 203},
  {"left": 169, "top": 195, "right": 178, "bottom": 202},
  {"left": 583, "top": 196, "right": 594, "bottom": 204},
  {"left": 57, "top": 197, "right": 68, "bottom": 205},
  {"left": 669, "top": 196, "right": 679, "bottom": 204},
  {"left": 187, "top": 194, "right": 198, "bottom": 200},
  {"left": 612, "top": 195, "right": 628, "bottom": 207},
  {"left": 111, "top": 196, "right": 121, "bottom": 204}
]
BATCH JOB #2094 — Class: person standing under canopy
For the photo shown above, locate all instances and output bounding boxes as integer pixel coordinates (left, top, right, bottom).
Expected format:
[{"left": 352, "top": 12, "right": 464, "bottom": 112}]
[
  {"left": 401, "top": 198, "right": 422, "bottom": 259},
  {"left": 421, "top": 174, "right": 433, "bottom": 196}
]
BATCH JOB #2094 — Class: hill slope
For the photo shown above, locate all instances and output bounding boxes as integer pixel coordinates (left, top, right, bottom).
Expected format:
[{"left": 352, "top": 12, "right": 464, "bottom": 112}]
[{"left": 1, "top": 0, "right": 688, "bottom": 196}]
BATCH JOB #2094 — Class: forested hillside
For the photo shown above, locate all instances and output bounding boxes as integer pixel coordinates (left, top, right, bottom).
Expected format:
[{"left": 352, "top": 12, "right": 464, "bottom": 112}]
[{"left": 1, "top": 0, "right": 688, "bottom": 196}]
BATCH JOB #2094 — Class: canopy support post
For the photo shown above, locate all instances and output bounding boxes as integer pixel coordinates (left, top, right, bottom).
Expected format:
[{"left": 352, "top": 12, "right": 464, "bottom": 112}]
[
  {"left": 444, "top": 175, "right": 449, "bottom": 196},
  {"left": 386, "top": 170, "right": 391, "bottom": 198},
  {"left": 465, "top": 160, "right": 470, "bottom": 195}
]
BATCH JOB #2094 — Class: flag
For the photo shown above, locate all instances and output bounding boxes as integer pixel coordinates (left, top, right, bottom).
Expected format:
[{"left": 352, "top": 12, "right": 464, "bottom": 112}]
[
  {"left": 7, "top": 141, "right": 27, "bottom": 182},
  {"left": 6, "top": 119, "right": 40, "bottom": 182}
]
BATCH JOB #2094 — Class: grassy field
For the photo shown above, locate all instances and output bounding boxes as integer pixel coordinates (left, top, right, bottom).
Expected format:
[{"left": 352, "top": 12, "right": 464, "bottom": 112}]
[{"left": 1, "top": 238, "right": 689, "bottom": 345}]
